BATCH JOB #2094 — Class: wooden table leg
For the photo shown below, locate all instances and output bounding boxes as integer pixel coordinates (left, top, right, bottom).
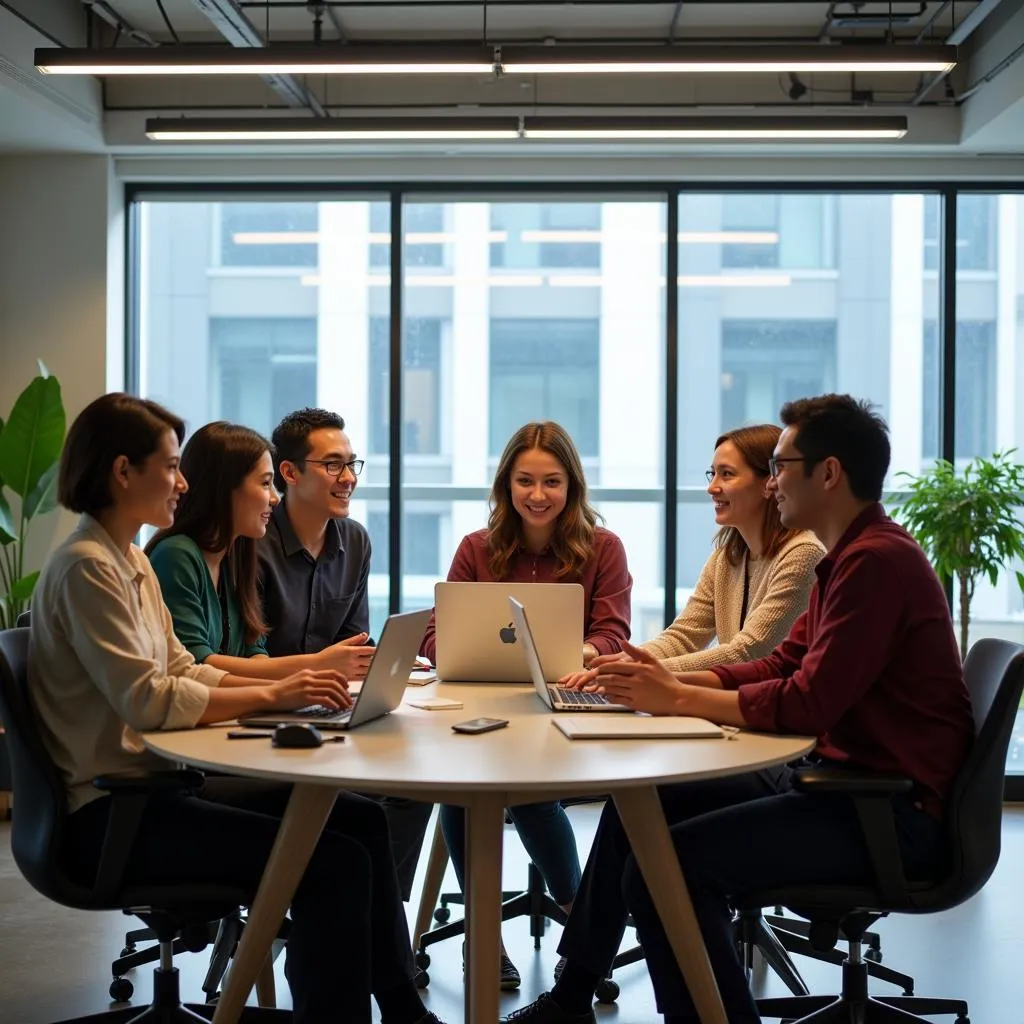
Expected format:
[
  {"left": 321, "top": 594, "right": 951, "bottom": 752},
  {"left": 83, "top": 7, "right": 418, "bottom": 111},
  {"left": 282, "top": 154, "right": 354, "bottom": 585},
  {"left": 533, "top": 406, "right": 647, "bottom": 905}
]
[
  {"left": 613, "top": 787, "right": 728, "bottom": 1024},
  {"left": 463, "top": 794, "right": 505, "bottom": 1024},
  {"left": 212, "top": 783, "right": 337, "bottom": 1024},
  {"left": 413, "top": 815, "right": 450, "bottom": 948}
]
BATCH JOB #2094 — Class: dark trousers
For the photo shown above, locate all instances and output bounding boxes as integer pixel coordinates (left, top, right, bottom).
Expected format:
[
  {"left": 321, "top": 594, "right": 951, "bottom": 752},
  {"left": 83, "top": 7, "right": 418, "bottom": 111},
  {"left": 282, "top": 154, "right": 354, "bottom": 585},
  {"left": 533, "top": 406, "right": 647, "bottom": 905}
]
[
  {"left": 66, "top": 777, "right": 415, "bottom": 1024},
  {"left": 373, "top": 795, "right": 434, "bottom": 902},
  {"left": 558, "top": 763, "right": 944, "bottom": 1024},
  {"left": 440, "top": 800, "right": 582, "bottom": 906}
]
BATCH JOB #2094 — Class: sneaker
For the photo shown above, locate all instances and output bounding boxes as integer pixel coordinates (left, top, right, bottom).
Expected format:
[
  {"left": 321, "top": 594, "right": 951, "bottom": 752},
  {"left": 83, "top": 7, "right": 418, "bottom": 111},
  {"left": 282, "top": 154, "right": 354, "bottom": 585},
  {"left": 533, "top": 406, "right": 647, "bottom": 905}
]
[
  {"left": 553, "top": 956, "right": 566, "bottom": 982},
  {"left": 500, "top": 992, "right": 596, "bottom": 1024},
  {"left": 460, "top": 943, "right": 522, "bottom": 991}
]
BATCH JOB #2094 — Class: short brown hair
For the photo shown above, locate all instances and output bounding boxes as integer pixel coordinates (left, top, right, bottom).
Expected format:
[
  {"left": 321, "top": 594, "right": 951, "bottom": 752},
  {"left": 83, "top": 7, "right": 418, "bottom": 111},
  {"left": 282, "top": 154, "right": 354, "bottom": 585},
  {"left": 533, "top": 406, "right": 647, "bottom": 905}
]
[{"left": 58, "top": 393, "right": 185, "bottom": 516}]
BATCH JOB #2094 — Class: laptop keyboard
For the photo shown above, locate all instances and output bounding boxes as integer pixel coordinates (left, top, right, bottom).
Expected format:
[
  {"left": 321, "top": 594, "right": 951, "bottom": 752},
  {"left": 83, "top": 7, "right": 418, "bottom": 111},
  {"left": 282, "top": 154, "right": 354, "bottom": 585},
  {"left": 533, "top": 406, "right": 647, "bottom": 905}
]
[
  {"left": 289, "top": 704, "right": 353, "bottom": 722},
  {"left": 552, "top": 687, "right": 608, "bottom": 706}
]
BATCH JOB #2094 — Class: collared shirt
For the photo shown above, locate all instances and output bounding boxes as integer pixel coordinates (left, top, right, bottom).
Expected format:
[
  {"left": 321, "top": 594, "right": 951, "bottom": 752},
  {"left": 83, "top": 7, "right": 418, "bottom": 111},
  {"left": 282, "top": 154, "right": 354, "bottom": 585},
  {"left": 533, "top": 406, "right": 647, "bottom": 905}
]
[
  {"left": 420, "top": 526, "right": 632, "bottom": 663},
  {"left": 256, "top": 499, "right": 372, "bottom": 656},
  {"left": 149, "top": 533, "right": 269, "bottom": 663},
  {"left": 712, "top": 503, "right": 975, "bottom": 819},
  {"left": 28, "top": 515, "right": 226, "bottom": 813}
]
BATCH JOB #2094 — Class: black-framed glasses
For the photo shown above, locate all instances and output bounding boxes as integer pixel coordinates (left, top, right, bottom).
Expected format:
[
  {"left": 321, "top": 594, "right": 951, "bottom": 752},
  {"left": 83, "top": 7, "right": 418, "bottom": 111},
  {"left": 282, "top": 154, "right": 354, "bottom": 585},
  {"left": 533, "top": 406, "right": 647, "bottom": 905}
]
[
  {"left": 768, "top": 456, "right": 811, "bottom": 477},
  {"left": 704, "top": 469, "right": 716, "bottom": 484},
  {"left": 303, "top": 458, "right": 365, "bottom": 478}
]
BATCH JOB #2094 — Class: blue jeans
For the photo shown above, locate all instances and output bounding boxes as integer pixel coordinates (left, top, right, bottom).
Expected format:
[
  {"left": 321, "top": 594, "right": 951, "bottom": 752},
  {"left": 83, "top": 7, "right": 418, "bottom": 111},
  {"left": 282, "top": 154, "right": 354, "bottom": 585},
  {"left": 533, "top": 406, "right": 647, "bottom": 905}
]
[
  {"left": 440, "top": 800, "right": 583, "bottom": 906},
  {"left": 558, "top": 763, "right": 944, "bottom": 1023}
]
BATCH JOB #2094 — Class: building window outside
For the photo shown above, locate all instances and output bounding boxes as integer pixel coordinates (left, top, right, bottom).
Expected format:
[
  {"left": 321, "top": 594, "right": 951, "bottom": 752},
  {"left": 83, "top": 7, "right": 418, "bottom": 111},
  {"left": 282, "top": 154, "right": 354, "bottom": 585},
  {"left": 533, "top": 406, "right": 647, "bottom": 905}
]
[
  {"left": 721, "top": 194, "right": 833, "bottom": 270},
  {"left": 368, "top": 510, "right": 443, "bottom": 576},
  {"left": 368, "top": 318, "right": 442, "bottom": 456},
  {"left": 719, "top": 319, "right": 838, "bottom": 428},
  {"left": 923, "top": 194, "right": 996, "bottom": 271},
  {"left": 219, "top": 202, "right": 318, "bottom": 268},
  {"left": 489, "top": 318, "right": 600, "bottom": 456},
  {"left": 371, "top": 203, "right": 445, "bottom": 268},
  {"left": 490, "top": 203, "right": 602, "bottom": 269},
  {"left": 211, "top": 318, "right": 317, "bottom": 437},
  {"left": 922, "top": 320, "right": 997, "bottom": 460}
]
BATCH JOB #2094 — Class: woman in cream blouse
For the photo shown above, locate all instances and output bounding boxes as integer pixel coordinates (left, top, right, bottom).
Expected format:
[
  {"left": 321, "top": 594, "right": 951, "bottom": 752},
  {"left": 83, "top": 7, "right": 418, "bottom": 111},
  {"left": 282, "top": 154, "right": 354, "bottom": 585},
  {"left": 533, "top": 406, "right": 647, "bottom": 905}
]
[
  {"left": 28, "top": 393, "right": 444, "bottom": 1024},
  {"left": 565, "top": 423, "right": 823, "bottom": 686}
]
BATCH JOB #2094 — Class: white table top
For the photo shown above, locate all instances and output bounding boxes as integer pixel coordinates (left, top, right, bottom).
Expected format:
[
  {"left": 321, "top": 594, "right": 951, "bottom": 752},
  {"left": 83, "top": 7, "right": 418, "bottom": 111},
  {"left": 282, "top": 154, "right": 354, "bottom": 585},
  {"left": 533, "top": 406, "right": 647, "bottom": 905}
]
[{"left": 143, "top": 682, "right": 815, "bottom": 799}]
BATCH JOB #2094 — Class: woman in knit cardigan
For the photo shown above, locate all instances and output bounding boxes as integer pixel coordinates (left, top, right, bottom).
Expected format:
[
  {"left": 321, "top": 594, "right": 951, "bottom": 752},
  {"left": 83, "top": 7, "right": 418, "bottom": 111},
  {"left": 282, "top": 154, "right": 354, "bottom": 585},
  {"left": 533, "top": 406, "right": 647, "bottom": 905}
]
[{"left": 564, "top": 423, "right": 823, "bottom": 686}]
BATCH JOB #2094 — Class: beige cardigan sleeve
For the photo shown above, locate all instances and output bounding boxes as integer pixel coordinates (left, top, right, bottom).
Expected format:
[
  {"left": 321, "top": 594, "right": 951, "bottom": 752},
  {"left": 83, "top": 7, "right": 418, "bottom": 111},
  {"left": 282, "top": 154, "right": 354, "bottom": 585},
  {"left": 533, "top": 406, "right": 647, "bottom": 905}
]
[
  {"left": 662, "top": 539, "right": 823, "bottom": 673},
  {"left": 639, "top": 550, "right": 719, "bottom": 662}
]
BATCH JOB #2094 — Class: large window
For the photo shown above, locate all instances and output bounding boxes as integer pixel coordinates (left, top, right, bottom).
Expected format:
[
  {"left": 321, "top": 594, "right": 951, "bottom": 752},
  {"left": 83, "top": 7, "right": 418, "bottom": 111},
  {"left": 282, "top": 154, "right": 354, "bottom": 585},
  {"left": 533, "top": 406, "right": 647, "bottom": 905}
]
[
  {"left": 489, "top": 319, "right": 600, "bottom": 457},
  {"left": 677, "top": 192, "right": 937, "bottom": 598},
  {"left": 134, "top": 187, "right": 1024, "bottom": 785}
]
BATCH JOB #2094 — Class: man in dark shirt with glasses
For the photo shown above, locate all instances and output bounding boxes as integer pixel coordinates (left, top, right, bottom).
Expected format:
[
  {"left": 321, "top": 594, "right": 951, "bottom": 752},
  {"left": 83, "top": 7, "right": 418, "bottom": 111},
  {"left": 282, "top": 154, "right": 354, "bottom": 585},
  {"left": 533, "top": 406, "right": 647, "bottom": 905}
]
[
  {"left": 258, "top": 407, "right": 432, "bottom": 900},
  {"left": 505, "top": 394, "right": 974, "bottom": 1024}
]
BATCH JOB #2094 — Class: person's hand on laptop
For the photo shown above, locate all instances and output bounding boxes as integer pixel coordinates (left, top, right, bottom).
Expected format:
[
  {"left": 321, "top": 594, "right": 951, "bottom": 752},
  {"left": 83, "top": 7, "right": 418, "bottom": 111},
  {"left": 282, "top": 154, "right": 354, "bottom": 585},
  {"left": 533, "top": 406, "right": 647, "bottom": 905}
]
[
  {"left": 320, "top": 633, "right": 376, "bottom": 680},
  {"left": 593, "top": 643, "right": 685, "bottom": 716},
  {"left": 560, "top": 651, "right": 629, "bottom": 690},
  {"left": 270, "top": 669, "right": 353, "bottom": 710}
]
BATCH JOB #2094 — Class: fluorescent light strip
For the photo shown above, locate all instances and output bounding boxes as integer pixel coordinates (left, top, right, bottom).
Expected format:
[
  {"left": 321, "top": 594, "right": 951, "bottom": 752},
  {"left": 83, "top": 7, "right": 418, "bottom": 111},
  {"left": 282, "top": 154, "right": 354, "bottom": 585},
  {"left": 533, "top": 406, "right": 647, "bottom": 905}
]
[
  {"left": 37, "top": 43, "right": 956, "bottom": 76},
  {"left": 678, "top": 231, "right": 779, "bottom": 244},
  {"left": 147, "top": 114, "right": 908, "bottom": 143}
]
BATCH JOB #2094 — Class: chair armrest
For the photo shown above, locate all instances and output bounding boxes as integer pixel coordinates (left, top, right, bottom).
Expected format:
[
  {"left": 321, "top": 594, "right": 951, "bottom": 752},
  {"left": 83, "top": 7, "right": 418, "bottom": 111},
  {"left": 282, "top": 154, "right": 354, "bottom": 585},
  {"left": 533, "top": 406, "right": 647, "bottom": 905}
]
[
  {"left": 89, "top": 770, "right": 204, "bottom": 902},
  {"left": 793, "top": 767, "right": 912, "bottom": 905},
  {"left": 793, "top": 767, "right": 913, "bottom": 797},
  {"left": 93, "top": 769, "right": 205, "bottom": 795}
]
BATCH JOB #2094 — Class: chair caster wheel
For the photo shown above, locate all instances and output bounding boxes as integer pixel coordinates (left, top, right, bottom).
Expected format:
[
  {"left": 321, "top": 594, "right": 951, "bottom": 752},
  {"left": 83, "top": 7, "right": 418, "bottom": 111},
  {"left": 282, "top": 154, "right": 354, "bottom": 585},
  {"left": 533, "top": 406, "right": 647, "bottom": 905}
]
[
  {"left": 414, "top": 969, "right": 429, "bottom": 989},
  {"left": 120, "top": 945, "right": 136, "bottom": 957},
  {"left": 415, "top": 951, "right": 431, "bottom": 970},
  {"left": 110, "top": 978, "right": 134, "bottom": 1002},
  {"left": 433, "top": 907, "right": 451, "bottom": 923},
  {"left": 595, "top": 978, "right": 619, "bottom": 1004},
  {"left": 864, "top": 947, "right": 882, "bottom": 963}
]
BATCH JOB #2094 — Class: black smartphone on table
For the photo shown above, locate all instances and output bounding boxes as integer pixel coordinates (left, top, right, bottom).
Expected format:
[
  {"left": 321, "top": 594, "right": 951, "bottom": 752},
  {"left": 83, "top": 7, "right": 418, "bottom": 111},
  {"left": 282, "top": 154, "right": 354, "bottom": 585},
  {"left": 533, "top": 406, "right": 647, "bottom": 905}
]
[{"left": 452, "top": 717, "right": 509, "bottom": 735}]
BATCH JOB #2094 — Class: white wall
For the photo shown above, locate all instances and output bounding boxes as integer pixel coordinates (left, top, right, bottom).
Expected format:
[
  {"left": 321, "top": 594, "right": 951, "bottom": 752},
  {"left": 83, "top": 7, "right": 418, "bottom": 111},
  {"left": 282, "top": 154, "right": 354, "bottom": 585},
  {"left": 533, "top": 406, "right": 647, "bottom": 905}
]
[{"left": 0, "top": 154, "right": 123, "bottom": 565}]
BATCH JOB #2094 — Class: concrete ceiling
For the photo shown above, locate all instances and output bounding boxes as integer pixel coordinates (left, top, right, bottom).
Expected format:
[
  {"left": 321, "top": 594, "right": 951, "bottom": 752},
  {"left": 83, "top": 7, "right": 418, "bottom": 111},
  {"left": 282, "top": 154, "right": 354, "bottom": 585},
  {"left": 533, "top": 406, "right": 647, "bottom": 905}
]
[{"left": 2, "top": 0, "right": 1024, "bottom": 164}]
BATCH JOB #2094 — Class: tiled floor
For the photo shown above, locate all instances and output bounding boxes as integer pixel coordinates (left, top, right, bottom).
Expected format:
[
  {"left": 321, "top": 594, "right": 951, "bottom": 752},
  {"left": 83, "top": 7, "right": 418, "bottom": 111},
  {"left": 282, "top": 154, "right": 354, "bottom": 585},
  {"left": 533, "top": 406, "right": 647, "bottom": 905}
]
[{"left": 1, "top": 803, "right": 1022, "bottom": 1023}]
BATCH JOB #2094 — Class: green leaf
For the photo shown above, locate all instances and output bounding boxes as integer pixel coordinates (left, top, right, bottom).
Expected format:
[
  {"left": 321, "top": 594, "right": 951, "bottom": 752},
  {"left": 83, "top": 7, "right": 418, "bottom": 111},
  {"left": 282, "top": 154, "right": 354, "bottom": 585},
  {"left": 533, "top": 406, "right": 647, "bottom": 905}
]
[
  {"left": 24, "top": 462, "right": 59, "bottom": 520},
  {"left": 0, "top": 491, "right": 14, "bottom": 545},
  {"left": 1016, "top": 570, "right": 1024, "bottom": 594},
  {"left": 9, "top": 571, "right": 39, "bottom": 601},
  {"left": 0, "top": 375, "right": 65, "bottom": 499}
]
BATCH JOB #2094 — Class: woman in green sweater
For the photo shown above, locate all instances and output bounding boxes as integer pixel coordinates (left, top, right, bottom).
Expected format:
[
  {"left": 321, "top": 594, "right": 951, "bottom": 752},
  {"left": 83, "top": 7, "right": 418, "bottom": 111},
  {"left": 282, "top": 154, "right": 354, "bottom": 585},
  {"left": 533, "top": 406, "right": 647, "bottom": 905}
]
[{"left": 146, "top": 421, "right": 370, "bottom": 680}]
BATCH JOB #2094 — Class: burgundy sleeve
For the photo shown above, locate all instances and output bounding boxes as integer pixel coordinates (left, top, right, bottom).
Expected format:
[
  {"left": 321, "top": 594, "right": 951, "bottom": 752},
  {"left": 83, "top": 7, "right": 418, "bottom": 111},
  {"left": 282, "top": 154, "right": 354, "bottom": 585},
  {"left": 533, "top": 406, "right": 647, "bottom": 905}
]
[
  {"left": 419, "top": 535, "right": 481, "bottom": 663},
  {"left": 585, "top": 532, "right": 633, "bottom": 656},
  {"left": 711, "top": 610, "right": 811, "bottom": 690},
  {"left": 737, "top": 551, "right": 903, "bottom": 733}
]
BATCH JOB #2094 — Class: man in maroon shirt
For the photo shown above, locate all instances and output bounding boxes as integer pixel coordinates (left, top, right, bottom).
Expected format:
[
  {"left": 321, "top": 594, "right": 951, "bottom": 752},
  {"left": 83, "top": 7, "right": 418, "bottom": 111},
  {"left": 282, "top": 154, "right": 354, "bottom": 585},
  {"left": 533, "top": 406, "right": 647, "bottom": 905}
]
[{"left": 503, "top": 395, "right": 973, "bottom": 1024}]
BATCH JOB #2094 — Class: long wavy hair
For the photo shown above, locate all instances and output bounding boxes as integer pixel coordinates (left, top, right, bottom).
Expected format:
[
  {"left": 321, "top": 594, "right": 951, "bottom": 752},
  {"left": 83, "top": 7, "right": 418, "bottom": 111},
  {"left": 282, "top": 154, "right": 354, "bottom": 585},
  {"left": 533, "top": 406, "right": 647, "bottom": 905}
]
[
  {"left": 713, "top": 423, "right": 799, "bottom": 566},
  {"left": 146, "top": 421, "right": 273, "bottom": 645},
  {"left": 487, "top": 422, "right": 600, "bottom": 580}
]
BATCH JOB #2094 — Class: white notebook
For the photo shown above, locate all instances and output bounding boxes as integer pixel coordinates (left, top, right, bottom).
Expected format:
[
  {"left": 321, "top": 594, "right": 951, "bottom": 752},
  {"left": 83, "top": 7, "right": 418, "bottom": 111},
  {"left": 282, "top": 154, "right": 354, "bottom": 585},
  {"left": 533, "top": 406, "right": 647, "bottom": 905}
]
[{"left": 552, "top": 716, "right": 725, "bottom": 740}]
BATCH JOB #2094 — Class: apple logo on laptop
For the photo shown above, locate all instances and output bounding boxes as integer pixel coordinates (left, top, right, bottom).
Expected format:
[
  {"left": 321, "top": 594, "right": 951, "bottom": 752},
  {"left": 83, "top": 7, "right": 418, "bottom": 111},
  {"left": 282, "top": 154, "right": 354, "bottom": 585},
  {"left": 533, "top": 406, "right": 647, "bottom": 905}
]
[{"left": 498, "top": 621, "right": 517, "bottom": 644}]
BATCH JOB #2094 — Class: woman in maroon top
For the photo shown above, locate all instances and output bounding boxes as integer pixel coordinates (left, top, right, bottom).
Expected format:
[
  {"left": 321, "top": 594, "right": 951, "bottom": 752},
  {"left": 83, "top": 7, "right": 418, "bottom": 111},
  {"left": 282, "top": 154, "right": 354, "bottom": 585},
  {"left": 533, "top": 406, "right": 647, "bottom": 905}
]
[{"left": 425, "top": 421, "right": 632, "bottom": 990}]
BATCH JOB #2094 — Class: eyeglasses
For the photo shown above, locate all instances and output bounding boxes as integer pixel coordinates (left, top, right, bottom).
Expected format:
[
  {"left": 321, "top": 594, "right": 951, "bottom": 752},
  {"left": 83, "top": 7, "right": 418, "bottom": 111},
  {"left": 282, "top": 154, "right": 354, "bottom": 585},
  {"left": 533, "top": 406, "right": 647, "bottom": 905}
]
[
  {"left": 303, "top": 458, "right": 365, "bottom": 478},
  {"left": 768, "top": 456, "right": 812, "bottom": 477},
  {"left": 704, "top": 469, "right": 719, "bottom": 484}
]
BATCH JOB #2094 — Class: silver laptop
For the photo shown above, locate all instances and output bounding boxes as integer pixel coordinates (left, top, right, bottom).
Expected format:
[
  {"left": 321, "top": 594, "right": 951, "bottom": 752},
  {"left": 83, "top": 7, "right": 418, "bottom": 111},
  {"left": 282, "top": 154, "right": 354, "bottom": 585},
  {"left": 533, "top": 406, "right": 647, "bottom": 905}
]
[
  {"left": 435, "top": 582, "right": 584, "bottom": 683},
  {"left": 508, "top": 597, "right": 631, "bottom": 713},
  {"left": 239, "top": 608, "right": 431, "bottom": 730}
]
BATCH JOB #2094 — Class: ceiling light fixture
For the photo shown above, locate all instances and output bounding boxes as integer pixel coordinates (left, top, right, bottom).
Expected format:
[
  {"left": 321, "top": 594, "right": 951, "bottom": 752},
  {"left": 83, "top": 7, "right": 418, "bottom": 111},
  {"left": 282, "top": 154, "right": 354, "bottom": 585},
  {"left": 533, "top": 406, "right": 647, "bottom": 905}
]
[
  {"left": 37, "top": 43, "right": 956, "bottom": 77},
  {"left": 145, "top": 115, "right": 909, "bottom": 143}
]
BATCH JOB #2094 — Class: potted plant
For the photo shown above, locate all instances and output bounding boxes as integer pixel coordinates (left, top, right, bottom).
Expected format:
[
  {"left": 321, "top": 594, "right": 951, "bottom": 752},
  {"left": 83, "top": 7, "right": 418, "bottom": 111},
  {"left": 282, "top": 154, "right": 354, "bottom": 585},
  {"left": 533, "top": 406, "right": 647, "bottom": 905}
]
[
  {"left": 894, "top": 450, "right": 1024, "bottom": 660},
  {"left": 0, "top": 363, "right": 67, "bottom": 629}
]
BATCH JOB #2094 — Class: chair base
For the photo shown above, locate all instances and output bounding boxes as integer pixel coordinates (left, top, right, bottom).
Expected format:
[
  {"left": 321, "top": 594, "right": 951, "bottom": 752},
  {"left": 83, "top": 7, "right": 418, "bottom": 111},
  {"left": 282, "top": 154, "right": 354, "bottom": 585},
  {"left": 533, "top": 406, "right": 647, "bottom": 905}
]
[{"left": 757, "top": 960, "right": 969, "bottom": 1023}]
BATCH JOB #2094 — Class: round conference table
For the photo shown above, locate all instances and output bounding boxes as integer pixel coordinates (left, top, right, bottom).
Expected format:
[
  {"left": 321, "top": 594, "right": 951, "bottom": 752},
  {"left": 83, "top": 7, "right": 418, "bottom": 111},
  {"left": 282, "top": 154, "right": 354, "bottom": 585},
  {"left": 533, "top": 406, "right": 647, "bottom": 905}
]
[{"left": 144, "top": 682, "right": 813, "bottom": 1024}]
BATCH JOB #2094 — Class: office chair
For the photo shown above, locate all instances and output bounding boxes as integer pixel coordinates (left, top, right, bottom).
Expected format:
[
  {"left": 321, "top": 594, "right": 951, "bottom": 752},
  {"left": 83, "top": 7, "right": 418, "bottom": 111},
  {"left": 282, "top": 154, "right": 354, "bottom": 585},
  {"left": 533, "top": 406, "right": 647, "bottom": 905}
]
[
  {"left": 0, "top": 627, "right": 287, "bottom": 1023},
  {"left": 741, "top": 637, "right": 1024, "bottom": 1024}
]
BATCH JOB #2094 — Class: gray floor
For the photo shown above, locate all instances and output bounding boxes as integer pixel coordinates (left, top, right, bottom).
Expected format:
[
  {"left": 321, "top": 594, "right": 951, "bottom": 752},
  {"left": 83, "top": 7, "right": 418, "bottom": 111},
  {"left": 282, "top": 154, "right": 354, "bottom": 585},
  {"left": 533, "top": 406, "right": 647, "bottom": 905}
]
[{"left": 1, "top": 803, "right": 1022, "bottom": 1024}]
